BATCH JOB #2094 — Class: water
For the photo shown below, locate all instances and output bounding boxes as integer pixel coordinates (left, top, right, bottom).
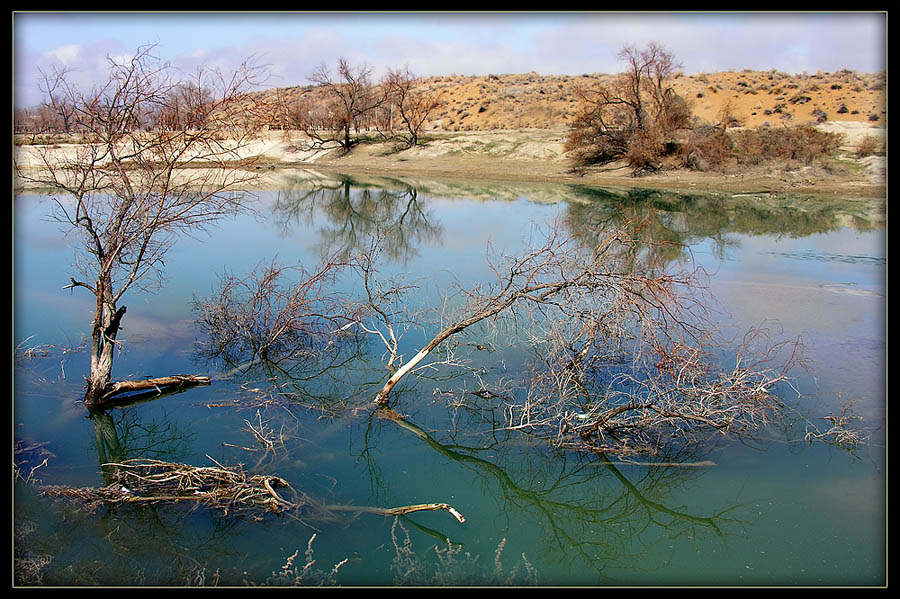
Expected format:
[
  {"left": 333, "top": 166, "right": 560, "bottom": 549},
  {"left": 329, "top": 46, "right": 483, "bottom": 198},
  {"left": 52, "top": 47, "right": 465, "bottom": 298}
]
[{"left": 14, "top": 174, "right": 886, "bottom": 586}]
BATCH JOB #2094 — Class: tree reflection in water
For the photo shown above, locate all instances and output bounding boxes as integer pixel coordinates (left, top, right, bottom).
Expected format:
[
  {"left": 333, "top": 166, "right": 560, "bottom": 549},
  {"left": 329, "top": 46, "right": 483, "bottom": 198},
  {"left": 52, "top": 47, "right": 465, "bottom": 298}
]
[{"left": 272, "top": 174, "right": 444, "bottom": 263}]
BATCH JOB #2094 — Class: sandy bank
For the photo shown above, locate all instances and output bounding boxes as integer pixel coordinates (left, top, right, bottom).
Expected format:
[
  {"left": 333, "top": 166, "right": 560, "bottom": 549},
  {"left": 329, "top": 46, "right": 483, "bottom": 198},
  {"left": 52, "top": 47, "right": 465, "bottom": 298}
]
[{"left": 14, "top": 122, "right": 885, "bottom": 200}]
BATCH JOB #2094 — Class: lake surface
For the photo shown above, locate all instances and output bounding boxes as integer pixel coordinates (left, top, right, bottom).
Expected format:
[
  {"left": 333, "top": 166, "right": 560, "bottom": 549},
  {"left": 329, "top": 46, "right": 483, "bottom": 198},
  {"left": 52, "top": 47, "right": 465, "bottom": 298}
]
[{"left": 14, "top": 173, "right": 886, "bottom": 586}]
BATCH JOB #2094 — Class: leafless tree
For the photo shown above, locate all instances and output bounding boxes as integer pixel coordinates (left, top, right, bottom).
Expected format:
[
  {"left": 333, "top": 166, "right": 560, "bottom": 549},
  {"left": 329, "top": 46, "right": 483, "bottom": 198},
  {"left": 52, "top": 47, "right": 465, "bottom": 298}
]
[
  {"left": 361, "top": 216, "right": 841, "bottom": 457},
  {"left": 149, "top": 73, "right": 217, "bottom": 131},
  {"left": 566, "top": 42, "right": 691, "bottom": 173},
  {"left": 382, "top": 66, "right": 443, "bottom": 148},
  {"left": 371, "top": 218, "right": 700, "bottom": 407},
  {"left": 15, "top": 44, "right": 269, "bottom": 409},
  {"left": 36, "top": 65, "right": 78, "bottom": 134},
  {"left": 297, "top": 58, "right": 386, "bottom": 152}
]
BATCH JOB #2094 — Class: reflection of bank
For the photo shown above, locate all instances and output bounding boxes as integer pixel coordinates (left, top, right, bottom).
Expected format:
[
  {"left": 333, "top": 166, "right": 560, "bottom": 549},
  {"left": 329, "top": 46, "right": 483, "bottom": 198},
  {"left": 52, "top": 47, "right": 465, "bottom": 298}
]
[{"left": 563, "top": 184, "right": 882, "bottom": 271}]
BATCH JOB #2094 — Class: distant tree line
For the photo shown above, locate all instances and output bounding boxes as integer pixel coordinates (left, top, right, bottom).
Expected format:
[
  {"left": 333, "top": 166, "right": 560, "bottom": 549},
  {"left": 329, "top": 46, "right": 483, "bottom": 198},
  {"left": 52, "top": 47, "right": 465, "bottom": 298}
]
[
  {"left": 16, "top": 56, "right": 443, "bottom": 152},
  {"left": 15, "top": 63, "right": 229, "bottom": 137}
]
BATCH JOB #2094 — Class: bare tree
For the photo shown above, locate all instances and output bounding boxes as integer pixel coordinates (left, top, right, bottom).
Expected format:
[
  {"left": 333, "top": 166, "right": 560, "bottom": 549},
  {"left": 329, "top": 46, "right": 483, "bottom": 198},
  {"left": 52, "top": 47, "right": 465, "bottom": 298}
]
[
  {"left": 371, "top": 219, "right": 701, "bottom": 407},
  {"left": 15, "top": 44, "right": 269, "bottom": 409},
  {"left": 361, "top": 216, "right": 842, "bottom": 457},
  {"left": 382, "top": 66, "right": 442, "bottom": 148},
  {"left": 566, "top": 42, "right": 691, "bottom": 173},
  {"left": 298, "top": 58, "right": 385, "bottom": 152},
  {"left": 193, "top": 255, "right": 358, "bottom": 373},
  {"left": 37, "top": 65, "right": 78, "bottom": 134}
]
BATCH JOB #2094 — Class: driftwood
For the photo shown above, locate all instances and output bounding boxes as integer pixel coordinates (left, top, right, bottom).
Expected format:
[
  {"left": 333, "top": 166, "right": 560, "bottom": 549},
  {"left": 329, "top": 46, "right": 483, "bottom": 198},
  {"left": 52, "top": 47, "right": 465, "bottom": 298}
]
[
  {"left": 94, "top": 375, "right": 211, "bottom": 407},
  {"left": 325, "top": 503, "right": 466, "bottom": 523},
  {"left": 39, "top": 458, "right": 466, "bottom": 525}
]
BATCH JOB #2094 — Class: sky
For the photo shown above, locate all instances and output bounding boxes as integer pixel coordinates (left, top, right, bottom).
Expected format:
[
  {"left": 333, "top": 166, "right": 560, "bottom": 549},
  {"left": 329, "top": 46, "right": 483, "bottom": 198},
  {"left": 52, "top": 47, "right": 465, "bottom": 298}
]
[{"left": 13, "top": 11, "right": 887, "bottom": 108}]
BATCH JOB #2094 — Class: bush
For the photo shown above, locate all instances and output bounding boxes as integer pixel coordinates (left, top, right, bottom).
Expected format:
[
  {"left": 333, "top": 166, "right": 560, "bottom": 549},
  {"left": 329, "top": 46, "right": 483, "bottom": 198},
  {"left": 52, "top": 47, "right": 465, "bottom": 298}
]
[
  {"left": 856, "top": 135, "right": 880, "bottom": 158},
  {"left": 626, "top": 129, "right": 665, "bottom": 173},
  {"left": 731, "top": 125, "right": 843, "bottom": 166},
  {"left": 679, "top": 126, "right": 733, "bottom": 171}
]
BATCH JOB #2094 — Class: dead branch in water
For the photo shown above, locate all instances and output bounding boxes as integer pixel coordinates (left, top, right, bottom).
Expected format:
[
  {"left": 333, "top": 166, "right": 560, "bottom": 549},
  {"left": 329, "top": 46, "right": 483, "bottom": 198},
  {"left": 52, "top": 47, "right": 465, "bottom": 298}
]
[
  {"left": 38, "top": 457, "right": 465, "bottom": 526},
  {"left": 95, "top": 375, "right": 211, "bottom": 407}
]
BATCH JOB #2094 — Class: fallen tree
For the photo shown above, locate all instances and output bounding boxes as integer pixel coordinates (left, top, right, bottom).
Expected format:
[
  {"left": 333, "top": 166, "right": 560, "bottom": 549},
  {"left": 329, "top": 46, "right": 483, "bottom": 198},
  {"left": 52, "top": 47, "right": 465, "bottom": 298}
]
[
  {"left": 194, "top": 213, "right": 863, "bottom": 457},
  {"left": 39, "top": 457, "right": 466, "bottom": 526}
]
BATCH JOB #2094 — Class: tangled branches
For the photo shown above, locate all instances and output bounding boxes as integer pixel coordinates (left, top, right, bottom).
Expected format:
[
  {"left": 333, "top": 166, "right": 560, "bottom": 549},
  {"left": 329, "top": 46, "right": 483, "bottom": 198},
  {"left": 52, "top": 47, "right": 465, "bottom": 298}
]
[
  {"left": 39, "top": 458, "right": 466, "bottom": 526},
  {"left": 40, "top": 458, "right": 298, "bottom": 518},
  {"left": 191, "top": 210, "right": 865, "bottom": 458}
]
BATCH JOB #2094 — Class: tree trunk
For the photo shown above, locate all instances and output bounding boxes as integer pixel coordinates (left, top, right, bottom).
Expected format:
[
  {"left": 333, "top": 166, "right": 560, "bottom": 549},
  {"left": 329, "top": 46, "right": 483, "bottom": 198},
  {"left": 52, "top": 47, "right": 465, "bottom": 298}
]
[
  {"left": 84, "top": 296, "right": 127, "bottom": 409},
  {"left": 373, "top": 280, "right": 572, "bottom": 405}
]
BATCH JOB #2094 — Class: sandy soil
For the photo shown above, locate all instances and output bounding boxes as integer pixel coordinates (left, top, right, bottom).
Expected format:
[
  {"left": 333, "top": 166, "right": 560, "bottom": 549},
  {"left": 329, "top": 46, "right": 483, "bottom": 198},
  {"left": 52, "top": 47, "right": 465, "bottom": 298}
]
[{"left": 15, "top": 122, "right": 885, "bottom": 200}]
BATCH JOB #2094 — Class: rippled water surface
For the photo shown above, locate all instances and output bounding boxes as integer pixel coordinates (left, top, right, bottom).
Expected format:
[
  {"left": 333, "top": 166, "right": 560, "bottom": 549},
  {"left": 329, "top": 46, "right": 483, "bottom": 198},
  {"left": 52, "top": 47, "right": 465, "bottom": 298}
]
[{"left": 14, "top": 175, "right": 885, "bottom": 586}]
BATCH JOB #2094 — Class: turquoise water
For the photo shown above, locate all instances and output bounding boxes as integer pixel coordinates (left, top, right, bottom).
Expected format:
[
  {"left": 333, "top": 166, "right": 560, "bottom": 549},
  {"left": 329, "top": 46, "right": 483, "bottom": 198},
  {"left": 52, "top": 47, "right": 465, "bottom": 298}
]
[{"left": 14, "top": 175, "right": 885, "bottom": 586}]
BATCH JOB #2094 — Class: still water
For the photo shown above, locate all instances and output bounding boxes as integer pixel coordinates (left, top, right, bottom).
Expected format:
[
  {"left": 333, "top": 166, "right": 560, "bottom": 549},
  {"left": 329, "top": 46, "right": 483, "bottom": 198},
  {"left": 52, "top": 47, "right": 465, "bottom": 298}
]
[{"left": 14, "top": 174, "right": 886, "bottom": 586}]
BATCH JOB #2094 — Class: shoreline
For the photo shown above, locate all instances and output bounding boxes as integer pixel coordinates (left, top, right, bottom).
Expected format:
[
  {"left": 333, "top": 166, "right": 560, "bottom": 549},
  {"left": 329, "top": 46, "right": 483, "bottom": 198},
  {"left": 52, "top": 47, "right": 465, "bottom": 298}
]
[{"left": 14, "top": 124, "right": 886, "bottom": 201}]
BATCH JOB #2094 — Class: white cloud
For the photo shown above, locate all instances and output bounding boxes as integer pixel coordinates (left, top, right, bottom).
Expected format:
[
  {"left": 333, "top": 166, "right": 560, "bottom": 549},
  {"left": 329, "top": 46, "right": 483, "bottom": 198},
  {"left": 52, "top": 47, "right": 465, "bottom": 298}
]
[
  {"left": 107, "top": 53, "right": 135, "bottom": 67},
  {"left": 43, "top": 43, "right": 81, "bottom": 65}
]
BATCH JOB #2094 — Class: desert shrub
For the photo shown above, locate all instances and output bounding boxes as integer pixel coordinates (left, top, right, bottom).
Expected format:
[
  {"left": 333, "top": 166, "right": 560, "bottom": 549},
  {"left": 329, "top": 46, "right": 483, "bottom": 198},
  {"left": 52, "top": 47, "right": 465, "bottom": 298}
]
[
  {"left": 564, "top": 117, "right": 630, "bottom": 166},
  {"left": 856, "top": 134, "right": 880, "bottom": 157},
  {"left": 731, "top": 125, "right": 843, "bottom": 166},
  {"left": 625, "top": 128, "right": 666, "bottom": 173},
  {"left": 679, "top": 125, "right": 733, "bottom": 171},
  {"left": 789, "top": 94, "right": 812, "bottom": 105}
]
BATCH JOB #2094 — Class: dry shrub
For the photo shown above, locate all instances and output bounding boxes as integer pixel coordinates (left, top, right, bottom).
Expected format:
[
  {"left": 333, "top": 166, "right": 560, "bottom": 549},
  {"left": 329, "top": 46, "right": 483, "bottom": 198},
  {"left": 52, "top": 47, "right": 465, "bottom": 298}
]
[
  {"left": 856, "top": 134, "right": 880, "bottom": 158},
  {"left": 625, "top": 128, "right": 666, "bottom": 173},
  {"left": 679, "top": 126, "right": 733, "bottom": 171},
  {"left": 731, "top": 125, "right": 843, "bottom": 166}
]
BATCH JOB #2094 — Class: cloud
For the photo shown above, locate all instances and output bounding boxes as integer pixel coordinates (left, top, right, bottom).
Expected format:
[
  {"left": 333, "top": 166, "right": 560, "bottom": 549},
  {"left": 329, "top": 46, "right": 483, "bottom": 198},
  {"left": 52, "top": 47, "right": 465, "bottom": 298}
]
[{"left": 42, "top": 43, "right": 81, "bottom": 65}]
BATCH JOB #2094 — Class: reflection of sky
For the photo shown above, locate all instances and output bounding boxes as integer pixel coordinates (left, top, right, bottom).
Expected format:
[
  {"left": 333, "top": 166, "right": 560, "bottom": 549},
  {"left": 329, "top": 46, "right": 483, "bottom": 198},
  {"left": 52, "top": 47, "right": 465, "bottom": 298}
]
[
  {"left": 14, "top": 195, "right": 94, "bottom": 345},
  {"left": 693, "top": 229, "right": 886, "bottom": 290},
  {"left": 688, "top": 227, "right": 885, "bottom": 422}
]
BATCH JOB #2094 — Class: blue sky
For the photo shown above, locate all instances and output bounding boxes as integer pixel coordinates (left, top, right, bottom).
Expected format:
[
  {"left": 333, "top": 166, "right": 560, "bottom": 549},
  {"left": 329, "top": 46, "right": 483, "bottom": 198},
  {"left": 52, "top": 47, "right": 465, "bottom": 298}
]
[{"left": 13, "top": 12, "right": 887, "bottom": 108}]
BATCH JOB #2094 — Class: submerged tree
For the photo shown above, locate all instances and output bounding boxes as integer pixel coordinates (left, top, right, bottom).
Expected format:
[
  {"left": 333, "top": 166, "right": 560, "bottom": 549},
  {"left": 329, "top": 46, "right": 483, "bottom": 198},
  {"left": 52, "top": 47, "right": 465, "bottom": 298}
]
[
  {"left": 15, "top": 44, "right": 269, "bottom": 409},
  {"left": 190, "top": 172, "right": 863, "bottom": 458}
]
